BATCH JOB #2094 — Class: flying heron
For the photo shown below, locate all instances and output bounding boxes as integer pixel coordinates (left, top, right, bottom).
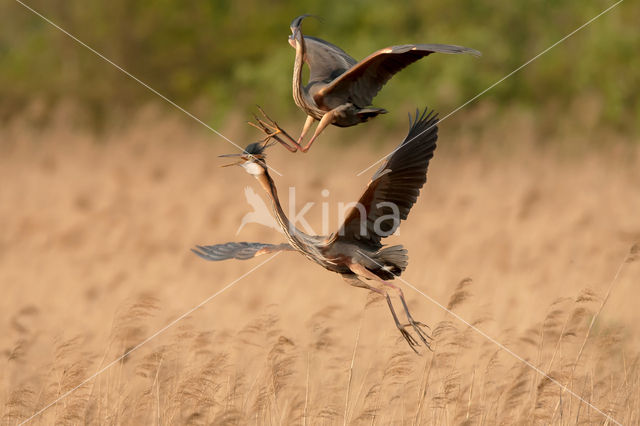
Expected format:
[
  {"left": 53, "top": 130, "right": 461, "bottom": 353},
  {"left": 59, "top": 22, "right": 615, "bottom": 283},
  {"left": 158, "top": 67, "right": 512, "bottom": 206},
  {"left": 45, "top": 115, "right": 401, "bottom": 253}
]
[
  {"left": 193, "top": 108, "right": 439, "bottom": 352},
  {"left": 265, "top": 15, "right": 478, "bottom": 153}
]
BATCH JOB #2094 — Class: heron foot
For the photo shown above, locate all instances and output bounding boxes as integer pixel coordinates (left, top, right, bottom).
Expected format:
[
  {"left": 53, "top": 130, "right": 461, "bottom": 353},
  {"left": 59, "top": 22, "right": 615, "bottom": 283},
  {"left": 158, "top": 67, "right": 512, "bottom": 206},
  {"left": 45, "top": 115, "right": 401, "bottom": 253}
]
[
  {"left": 402, "top": 320, "right": 433, "bottom": 350},
  {"left": 394, "top": 290, "right": 433, "bottom": 350},
  {"left": 395, "top": 321, "right": 432, "bottom": 353},
  {"left": 248, "top": 106, "right": 302, "bottom": 152},
  {"left": 397, "top": 324, "right": 420, "bottom": 353}
]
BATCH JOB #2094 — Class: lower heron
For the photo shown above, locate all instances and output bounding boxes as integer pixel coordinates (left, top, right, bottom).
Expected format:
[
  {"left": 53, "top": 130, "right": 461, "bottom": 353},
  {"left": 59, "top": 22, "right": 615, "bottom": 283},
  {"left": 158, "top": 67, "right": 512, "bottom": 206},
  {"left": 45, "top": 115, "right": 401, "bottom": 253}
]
[{"left": 194, "top": 108, "right": 439, "bottom": 352}]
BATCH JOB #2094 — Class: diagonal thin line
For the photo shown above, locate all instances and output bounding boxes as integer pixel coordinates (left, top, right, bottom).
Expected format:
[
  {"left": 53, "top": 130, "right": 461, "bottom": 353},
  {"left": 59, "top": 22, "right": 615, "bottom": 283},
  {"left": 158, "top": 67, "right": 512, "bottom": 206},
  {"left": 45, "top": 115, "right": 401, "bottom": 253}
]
[
  {"left": 19, "top": 252, "right": 282, "bottom": 425},
  {"left": 356, "top": 0, "right": 624, "bottom": 177},
  {"left": 354, "top": 249, "right": 621, "bottom": 425},
  {"left": 14, "top": 0, "right": 283, "bottom": 176},
  {"left": 353, "top": 2, "right": 624, "bottom": 419}
]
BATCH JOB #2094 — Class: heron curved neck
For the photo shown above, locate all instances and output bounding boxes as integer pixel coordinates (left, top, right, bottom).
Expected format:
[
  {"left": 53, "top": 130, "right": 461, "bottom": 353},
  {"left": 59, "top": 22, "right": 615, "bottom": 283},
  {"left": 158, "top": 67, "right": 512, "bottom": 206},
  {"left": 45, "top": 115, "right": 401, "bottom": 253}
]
[
  {"left": 256, "top": 171, "right": 308, "bottom": 247},
  {"left": 292, "top": 35, "right": 310, "bottom": 109}
]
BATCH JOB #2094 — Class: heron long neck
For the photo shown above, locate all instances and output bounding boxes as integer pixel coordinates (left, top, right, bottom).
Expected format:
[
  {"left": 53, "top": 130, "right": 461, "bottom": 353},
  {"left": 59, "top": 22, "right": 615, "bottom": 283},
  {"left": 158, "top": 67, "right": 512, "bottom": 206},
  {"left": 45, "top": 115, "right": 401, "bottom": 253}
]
[
  {"left": 256, "top": 171, "right": 311, "bottom": 253},
  {"left": 292, "top": 34, "right": 309, "bottom": 110}
]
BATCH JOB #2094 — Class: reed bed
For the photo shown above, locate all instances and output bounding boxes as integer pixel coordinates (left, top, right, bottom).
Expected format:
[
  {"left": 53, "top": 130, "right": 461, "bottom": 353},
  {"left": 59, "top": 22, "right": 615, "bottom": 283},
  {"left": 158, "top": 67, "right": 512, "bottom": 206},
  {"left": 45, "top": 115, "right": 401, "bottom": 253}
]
[{"left": 1, "top": 109, "right": 639, "bottom": 424}]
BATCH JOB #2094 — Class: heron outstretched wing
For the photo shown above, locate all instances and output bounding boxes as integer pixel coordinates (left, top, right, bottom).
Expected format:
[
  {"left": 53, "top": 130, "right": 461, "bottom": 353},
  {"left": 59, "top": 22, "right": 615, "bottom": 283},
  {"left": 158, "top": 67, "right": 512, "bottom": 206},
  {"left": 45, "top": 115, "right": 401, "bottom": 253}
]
[
  {"left": 329, "top": 109, "right": 439, "bottom": 249},
  {"left": 192, "top": 242, "right": 293, "bottom": 261},
  {"left": 313, "top": 44, "right": 480, "bottom": 108},
  {"left": 304, "top": 36, "right": 357, "bottom": 84},
  {"left": 290, "top": 15, "right": 357, "bottom": 86}
]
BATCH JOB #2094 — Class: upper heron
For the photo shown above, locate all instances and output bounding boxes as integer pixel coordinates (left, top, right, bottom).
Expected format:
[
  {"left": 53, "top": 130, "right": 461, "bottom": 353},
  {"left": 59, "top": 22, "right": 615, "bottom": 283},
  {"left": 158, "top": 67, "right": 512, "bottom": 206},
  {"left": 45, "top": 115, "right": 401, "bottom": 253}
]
[
  {"left": 193, "top": 108, "right": 439, "bottom": 352},
  {"left": 271, "top": 14, "right": 478, "bottom": 153}
]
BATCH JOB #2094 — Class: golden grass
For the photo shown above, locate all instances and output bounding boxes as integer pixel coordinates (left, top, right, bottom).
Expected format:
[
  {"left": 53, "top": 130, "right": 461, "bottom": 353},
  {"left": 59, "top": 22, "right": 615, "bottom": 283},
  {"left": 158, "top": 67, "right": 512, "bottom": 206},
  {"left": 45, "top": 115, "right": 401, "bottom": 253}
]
[{"left": 1, "top": 108, "right": 639, "bottom": 425}]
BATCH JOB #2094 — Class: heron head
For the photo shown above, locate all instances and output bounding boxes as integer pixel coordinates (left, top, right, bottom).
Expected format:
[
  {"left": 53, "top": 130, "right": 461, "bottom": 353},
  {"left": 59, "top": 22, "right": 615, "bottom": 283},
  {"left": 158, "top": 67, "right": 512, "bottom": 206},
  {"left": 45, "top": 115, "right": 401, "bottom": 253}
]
[
  {"left": 289, "top": 14, "right": 318, "bottom": 49},
  {"left": 219, "top": 142, "right": 270, "bottom": 176}
]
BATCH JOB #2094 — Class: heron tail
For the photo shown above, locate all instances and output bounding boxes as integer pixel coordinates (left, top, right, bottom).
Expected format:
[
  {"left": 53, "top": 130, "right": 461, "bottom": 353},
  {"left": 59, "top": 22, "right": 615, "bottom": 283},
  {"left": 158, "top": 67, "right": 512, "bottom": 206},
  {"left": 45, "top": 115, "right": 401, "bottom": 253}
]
[
  {"left": 357, "top": 107, "right": 387, "bottom": 122},
  {"left": 374, "top": 245, "right": 408, "bottom": 278}
]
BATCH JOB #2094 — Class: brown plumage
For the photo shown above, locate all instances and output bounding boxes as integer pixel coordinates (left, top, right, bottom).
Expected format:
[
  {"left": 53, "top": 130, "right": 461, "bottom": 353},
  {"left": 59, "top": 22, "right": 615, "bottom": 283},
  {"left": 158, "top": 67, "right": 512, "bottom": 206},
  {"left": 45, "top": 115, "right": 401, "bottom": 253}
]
[
  {"left": 280, "top": 15, "right": 479, "bottom": 152},
  {"left": 194, "top": 108, "right": 439, "bottom": 352}
]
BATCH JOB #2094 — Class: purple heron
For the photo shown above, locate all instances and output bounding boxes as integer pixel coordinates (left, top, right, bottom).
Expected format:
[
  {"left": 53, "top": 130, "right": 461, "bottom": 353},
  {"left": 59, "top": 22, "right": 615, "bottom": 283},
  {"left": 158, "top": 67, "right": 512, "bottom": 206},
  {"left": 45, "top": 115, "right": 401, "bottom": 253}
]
[
  {"left": 271, "top": 15, "right": 478, "bottom": 153},
  {"left": 194, "top": 108, "right": 439, "bottom": 352}
]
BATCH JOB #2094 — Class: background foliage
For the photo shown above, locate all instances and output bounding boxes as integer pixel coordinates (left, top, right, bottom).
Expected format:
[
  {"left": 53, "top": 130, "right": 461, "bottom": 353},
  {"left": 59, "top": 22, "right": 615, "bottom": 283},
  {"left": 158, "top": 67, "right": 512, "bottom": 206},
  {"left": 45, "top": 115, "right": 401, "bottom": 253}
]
[{"left": 1, "top": 0, "right": 638, "bottom": 135}]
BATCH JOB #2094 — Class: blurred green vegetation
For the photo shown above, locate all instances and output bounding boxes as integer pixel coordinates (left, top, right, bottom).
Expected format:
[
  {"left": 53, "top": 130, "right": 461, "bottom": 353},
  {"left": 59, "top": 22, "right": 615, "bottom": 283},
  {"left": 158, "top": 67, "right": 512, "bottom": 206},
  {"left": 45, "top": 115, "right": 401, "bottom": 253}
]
[{"left": 1, "top": 0, "right": 638, "bottom": 136}]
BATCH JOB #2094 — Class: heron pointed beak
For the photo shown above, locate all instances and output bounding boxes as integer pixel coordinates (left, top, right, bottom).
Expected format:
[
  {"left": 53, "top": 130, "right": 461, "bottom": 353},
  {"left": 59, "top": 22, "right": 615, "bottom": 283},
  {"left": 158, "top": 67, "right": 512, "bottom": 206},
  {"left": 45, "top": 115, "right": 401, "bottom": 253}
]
[
  {"left": 220, "top": 160, "right": 243, "bottom": 168},
  {"left": 290, "top": 14, "right": 315, "bottom": 32},
  {"left": 218, "top": 153, "right": 244, "bottom": 167}
]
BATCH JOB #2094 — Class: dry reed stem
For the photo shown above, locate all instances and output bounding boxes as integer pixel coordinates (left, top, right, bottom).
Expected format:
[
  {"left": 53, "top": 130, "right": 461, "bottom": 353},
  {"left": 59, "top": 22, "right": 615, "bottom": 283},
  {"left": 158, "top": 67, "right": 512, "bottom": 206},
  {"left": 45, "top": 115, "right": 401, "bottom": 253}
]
[
  {"left": 550, "top": 245, "right": 636, "bottom": 424},
  {"left": 343, "top": 305, "right": 364, "bottom": 426}
]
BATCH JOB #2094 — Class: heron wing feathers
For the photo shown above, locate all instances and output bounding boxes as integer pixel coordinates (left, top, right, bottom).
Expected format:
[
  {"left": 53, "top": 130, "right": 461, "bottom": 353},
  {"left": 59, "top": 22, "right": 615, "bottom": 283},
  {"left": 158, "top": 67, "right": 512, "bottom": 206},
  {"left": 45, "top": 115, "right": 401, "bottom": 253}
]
[
  {"left": 331, "top": 109, "right": 438, "bottom": 248},
  {"left": 304, "top": 36, "right": 357, "bottom": 84},
  {"left": 192, "top": 242, "right": 293, "bottom": 261},
  {"left": 314, "top": 44, "right": 479, "bottom": 108}
]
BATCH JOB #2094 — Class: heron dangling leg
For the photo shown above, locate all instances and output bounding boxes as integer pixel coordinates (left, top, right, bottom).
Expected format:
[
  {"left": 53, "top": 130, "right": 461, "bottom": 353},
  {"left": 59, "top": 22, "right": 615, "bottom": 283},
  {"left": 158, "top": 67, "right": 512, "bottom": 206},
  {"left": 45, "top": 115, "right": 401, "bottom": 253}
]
[
  {"left": 297, "top": 115, "right": 315, "bottom": 145},
  {"left": 385, "top": 293, "right": 422, "bottom": 352},
  {"left": 382, "top": 280, "right": 432, "bottom": 349},
  {"left": 300, "top": 109, "right": 336, "bottom": 153},
  {"left": 347, "top": 264, "right": 426, "bottom": 352}
]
